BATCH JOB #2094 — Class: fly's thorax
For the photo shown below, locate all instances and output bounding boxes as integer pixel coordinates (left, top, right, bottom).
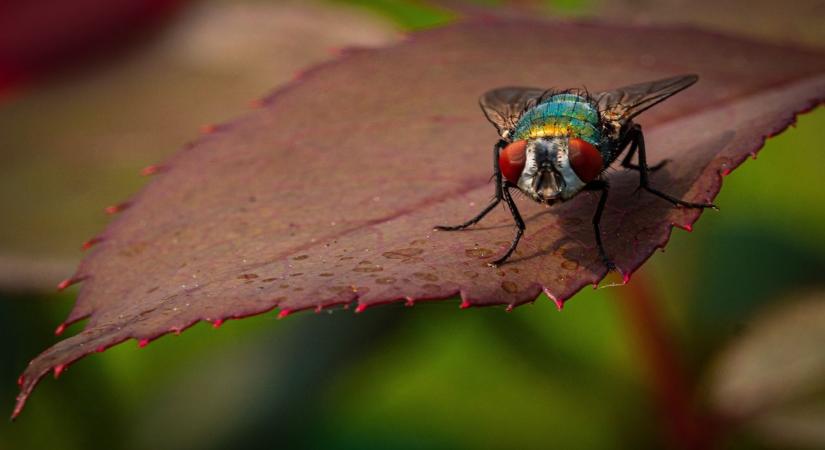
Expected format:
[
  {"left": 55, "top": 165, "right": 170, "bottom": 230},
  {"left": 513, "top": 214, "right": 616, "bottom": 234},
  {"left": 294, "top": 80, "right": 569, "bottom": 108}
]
[
  {"left": 513, "top": 93, "right": 602, "bottom": 144},
  {"left": 516, "top": 138, "right": 587, "bottom": 203}
]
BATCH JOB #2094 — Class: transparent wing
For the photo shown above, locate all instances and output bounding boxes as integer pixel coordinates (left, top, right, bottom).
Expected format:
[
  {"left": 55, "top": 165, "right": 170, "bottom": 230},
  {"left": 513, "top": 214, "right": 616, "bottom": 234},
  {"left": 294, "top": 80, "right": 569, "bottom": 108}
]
[
  {"left": 595, "top": 74, "right": 698, "bottom": 123},
  {"left": 479, "top": 87, "right": 546, "bottom": 138}
]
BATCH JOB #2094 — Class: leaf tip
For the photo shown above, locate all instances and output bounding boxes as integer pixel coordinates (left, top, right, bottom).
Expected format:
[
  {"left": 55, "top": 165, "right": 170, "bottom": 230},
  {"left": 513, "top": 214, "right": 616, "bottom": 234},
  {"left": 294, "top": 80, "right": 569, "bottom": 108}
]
[
  {"left": 674, "top": 222, "right": 693, "bottom": 232},
  {"left": 54, "top": 323, "right": 66, "bottom": 336},
  {"left": 139, "top": 164, "right": 163, "bottom": 176},
  {"left": 459, "top": 300, "right": 471, "bottom": 309},
  {"left": 277, "top": 309, "right": 292, "bottom": 320},
  {"left": 354, "top": 303, "right": 368, "bottom": 314},
  {"left": 56, "top": 278, "right": 71, "bottom": 291},
  {"left": 200, "top": 123, "right": 217, "bottom": 135},
  {"left": 137, "top": 338, "right": 150, "bottom": 348},
  {"left": 11, "top": 400, "right": 24, "bottom": 422},
  {"left": 104, "top": 201, "right": 131, "bottom": 215},
  {"left": 81, "top": 236, "right": 103, "bottom": 250},
  {"left": 56, "top": 276, "right": 83, "bottom": 292},
  {"left": 53, "top": 364, "right": 66, "bottom": 379},
  {"left": 212, "top": 319, "right": 224, "bottom": 329},
  {"left": 545, "top": 290, "right": 565, "bottom": 311},
  {"left": 622, "top": 271, "right": 632, "bottom": 285}
]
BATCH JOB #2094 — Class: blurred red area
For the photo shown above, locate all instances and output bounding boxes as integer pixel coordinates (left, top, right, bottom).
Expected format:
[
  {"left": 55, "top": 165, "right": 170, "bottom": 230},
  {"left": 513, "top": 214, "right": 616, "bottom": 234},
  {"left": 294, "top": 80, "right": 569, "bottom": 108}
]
[{"left": 0, "top": 0, "right": 187, "bottom": 96}]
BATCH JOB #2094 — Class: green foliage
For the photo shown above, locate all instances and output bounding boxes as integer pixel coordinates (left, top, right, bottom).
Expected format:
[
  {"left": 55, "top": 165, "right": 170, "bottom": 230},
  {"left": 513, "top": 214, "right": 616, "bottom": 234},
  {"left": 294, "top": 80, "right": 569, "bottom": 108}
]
[{"left": 332, "top": 0, "right": 457, "bottom": 29}]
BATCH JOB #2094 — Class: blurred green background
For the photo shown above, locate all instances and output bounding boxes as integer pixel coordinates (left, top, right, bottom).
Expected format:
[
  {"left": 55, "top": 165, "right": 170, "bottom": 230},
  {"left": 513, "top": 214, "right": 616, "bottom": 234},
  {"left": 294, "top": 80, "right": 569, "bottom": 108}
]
[{"left": 2, "top": 1, "right": 823, "bottom": 449}]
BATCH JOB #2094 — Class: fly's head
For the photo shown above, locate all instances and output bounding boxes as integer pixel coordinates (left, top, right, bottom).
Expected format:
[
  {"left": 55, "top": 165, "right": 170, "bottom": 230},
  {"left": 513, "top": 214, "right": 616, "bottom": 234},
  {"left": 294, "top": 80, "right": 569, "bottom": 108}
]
[{"left": 499, "top": 137, "right": 604, "bottom": 204}]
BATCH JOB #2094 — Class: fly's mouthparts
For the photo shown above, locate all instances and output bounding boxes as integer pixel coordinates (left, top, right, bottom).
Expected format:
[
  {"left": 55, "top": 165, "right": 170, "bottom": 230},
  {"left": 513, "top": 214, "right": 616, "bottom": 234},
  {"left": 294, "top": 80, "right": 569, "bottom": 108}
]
[
  {"left": 533, "top": 168, "right": 561, "bottom": 196},
  {"left": 532, "top": 171, "right": 544, "bottom": 190}
]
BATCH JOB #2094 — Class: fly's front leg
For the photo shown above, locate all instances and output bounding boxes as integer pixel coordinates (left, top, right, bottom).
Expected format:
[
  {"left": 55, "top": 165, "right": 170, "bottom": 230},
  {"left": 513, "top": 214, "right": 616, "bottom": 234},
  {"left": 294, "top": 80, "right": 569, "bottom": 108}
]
[
  {"left": 630, "top": 125, "right": 717, "bottom": 209},
  {"left": 585, "top": 180, "right": 615, "bottom": 271},
  {"left": 488, "top": 185, "right": 525, "bottom": 267},
  {"left": 434, "top": 140, "right": 506, "bottom": 231},
  {"left": 620, "top": 135, "right": 669, "bottom": 172}
]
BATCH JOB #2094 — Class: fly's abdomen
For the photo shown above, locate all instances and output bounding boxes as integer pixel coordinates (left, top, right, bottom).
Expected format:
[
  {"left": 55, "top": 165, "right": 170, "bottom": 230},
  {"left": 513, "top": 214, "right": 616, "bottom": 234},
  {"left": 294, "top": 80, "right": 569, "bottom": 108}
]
[{"left": 513, "top": 94, "right": 602, "bottom": 145}]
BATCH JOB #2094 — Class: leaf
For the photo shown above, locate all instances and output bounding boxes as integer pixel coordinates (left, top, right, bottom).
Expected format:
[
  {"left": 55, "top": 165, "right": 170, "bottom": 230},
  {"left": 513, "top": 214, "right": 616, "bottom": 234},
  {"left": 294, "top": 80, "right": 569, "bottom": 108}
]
[
  {"left": 13, "top": 16, "right": 825, "bottom": 418},
  {"left": 595, "top": 0, "right": 825, "bottom": 49},
  {"left": 0, "top": 0, "right": 185, "bottom": 90},
  {"left": 490, "top": 0, "right": 825, "bottom": 49},
  {"left": 0, "top": 0, "right": 396, "bottom": 290},
  {"left": 707, "top": 290, "right": 825, "bottom": 447}
]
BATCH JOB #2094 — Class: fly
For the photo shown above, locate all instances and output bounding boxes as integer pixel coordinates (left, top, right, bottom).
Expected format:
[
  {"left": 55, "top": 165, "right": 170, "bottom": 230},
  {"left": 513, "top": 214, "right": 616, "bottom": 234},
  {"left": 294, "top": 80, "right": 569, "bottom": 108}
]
[{"left": 435, "top": 74, "right": 716, "bottom": 269}]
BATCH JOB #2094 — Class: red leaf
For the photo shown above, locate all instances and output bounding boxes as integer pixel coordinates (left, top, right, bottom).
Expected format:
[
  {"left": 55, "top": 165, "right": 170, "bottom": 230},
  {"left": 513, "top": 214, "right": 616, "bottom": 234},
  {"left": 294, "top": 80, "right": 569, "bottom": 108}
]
[
  {"left": 0, "top": 0, "right": 186, "bottom": 92},
  {"left": 13, "top": 17, "right": 825, "bottom": 418}
]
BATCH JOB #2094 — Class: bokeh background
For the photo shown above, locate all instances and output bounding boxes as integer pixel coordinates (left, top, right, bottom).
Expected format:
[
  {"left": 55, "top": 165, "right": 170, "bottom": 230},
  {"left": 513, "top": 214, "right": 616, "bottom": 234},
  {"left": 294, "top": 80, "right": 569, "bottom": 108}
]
[{"left": 2, "top": 1, "right": 824, "bottom": 449}]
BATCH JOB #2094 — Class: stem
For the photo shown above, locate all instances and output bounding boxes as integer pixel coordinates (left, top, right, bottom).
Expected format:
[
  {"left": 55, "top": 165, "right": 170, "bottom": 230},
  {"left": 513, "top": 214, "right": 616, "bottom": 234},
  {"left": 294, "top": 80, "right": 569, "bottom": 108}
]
[{"left": 615, "top": 272, "right": 717, "bottom": 450}]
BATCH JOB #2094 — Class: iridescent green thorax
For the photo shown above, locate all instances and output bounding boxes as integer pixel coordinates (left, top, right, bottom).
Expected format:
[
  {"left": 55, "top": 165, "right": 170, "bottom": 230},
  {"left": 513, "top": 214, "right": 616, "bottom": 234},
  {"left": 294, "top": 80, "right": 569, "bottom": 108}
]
[{"left": 513, "top": 93, "right": 602, "bottom": 146}]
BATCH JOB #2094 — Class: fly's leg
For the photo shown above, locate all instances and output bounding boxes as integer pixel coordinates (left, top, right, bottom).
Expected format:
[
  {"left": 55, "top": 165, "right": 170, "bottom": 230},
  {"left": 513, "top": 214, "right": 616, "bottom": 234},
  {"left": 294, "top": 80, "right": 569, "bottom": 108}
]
[
  {"left": 488, "top": 185, "right": 525, "bottom": 267},
  {"left": 434, "top": 140, "right": 505, "bottom": 231},
  {"left": 434, "top": 139, "right": 525, "bottom": 267},
  {"left": 631, "top": 125, "right": 717, "bottom": 209},
  {"left": 585, "top": 180, "right": 615, "bottom": 271},
  {"left": 433, "top": 197, "right": 499, "bottom": 231},
  {"left": 621, "top": 137, "right": 669, "bottom": 172}
]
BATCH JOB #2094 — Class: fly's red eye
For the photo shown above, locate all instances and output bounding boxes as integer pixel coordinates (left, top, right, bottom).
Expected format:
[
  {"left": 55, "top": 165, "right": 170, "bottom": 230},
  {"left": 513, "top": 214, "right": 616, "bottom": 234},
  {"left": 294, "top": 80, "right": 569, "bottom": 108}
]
[
  {"left": 499, "top": 140, "right": 527, "bottom": 183},
  {"left": 568, "top": 138, "right": 603, "bottom": 183}
]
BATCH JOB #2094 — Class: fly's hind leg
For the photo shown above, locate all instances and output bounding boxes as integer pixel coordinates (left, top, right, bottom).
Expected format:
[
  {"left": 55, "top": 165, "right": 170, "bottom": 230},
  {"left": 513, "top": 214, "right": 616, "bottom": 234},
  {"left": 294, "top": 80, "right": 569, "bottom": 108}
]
[
  {"left": 630, "top": 124, "right": 717, "bottom": 209},
  {"left": 434, "top": 140, "right": 506, "bottom": 231}
]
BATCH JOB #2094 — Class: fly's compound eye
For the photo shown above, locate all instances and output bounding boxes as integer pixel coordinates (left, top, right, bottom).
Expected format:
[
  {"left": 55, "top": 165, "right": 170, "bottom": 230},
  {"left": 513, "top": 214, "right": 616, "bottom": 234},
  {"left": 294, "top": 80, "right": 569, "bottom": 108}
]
[
  {"left": 568, "top": 138, "right": 603, "bottom": 183},
  {"left": 499, "top": 140, "right": 527, "bottom": 183}
]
